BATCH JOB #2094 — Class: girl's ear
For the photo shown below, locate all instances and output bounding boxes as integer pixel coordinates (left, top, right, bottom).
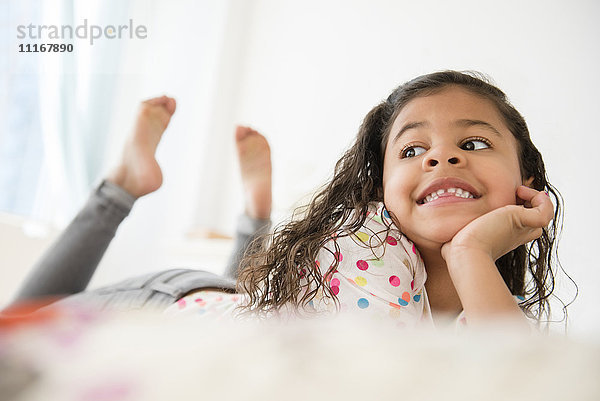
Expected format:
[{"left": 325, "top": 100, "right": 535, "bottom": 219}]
[{"left": 523, "top": 176, "right": 534, "bottom": 187}]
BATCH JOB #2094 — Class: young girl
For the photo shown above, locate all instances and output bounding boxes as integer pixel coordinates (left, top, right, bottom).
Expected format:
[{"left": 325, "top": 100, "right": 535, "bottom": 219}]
[
  {"left": 236, "top": 70, "right": 563, "bottom": 328},
  {"left": 7, "top": 71, "right": 564, "bottom": 330}
]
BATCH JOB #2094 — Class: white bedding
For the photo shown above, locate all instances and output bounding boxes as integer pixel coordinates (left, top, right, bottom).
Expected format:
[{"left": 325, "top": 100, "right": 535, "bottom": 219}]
[{"left": 1, "top": 305, "right": 599, "bottom": 401}]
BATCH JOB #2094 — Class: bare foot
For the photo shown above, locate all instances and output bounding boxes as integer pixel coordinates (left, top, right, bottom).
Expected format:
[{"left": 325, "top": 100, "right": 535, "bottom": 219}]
[
  {"left": 107, "top": 96, "right": 176, "bottom": 198},
  {"left": 235, "top": 126, "right": 272, "bottom": 220}
]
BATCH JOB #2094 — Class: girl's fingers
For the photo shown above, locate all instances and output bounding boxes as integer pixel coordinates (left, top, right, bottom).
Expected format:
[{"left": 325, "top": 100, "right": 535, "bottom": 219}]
[
  {"left": 515, "top": 186, "right": 553, "bottom": 228},
  {"left": 521, "top": 227, "right": 544, "bottom": 245},
  {"left": 516, "top": 185, "right": 539, "bottom": 208},
  {"left": 516, "top": 185, "right": 539, "bottom": 202}
]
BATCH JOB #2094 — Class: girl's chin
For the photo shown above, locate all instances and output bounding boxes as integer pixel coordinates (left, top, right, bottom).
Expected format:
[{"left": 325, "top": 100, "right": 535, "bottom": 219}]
[
  {"left": 405, "top": 225, "right": 468, "bottom": 251},
  {"left": 394, "top": 214, "right": 478, "bottom": 251}
]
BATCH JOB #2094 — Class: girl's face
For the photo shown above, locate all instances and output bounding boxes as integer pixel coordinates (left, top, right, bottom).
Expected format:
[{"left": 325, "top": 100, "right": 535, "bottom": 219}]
[{"left": 382, "top": 86, "right": 530, "bottom": 252}]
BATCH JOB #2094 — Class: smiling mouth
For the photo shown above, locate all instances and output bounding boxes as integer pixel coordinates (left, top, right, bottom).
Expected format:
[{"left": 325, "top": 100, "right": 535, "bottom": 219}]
[{"left": 417, "top": 187, "right": 481, "bottom": 205}]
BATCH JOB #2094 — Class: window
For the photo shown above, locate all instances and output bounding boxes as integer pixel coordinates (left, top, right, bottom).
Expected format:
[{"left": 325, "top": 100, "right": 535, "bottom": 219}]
[{"left": 0, "top": 1, "right": 43, "bottom": 217}]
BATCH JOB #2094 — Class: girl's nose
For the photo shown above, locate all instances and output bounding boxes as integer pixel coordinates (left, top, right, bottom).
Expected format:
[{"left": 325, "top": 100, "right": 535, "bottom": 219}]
[{"left": 422, "top": 147, "right": 465, "bottom": 169}]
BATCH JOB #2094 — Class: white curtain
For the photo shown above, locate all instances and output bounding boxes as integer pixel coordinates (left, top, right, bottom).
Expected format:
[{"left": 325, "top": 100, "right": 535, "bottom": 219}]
[
  {"left": 33, "top": 0, "right": 133, "bottom": 227},
  {"left": 0, "top": 1, "right": 44, "bottom": 217}
]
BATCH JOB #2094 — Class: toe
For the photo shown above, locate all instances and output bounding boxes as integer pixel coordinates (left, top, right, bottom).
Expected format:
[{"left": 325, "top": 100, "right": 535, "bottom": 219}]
[
  {"left": 142, "top": 96, "right": 176, "bottom": 115},
  {"left": 165, "top": 97, "right": 176, "bottom": 115},
  {"left": 235, "top": 125, "right": 252, "bottom": 142}
]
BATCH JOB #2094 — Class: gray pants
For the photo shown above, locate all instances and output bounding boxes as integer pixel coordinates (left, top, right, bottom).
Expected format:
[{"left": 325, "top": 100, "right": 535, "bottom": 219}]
[{"left": 9, "top": 180, "right": 270, "bottom": 312}]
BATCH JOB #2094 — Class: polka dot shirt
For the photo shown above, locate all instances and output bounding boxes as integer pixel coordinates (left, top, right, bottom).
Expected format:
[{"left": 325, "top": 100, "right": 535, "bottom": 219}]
[
  {"left": 166, "top": 202, "right": 522, "bottom": 328},
  {"left": 306, "top": 202, "right": 433, "bottom": 328}
]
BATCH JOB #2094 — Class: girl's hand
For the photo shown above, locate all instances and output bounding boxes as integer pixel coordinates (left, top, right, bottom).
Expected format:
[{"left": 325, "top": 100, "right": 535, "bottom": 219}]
[{"left": 441, "top": 186, "right": 554, "bottom": 263}]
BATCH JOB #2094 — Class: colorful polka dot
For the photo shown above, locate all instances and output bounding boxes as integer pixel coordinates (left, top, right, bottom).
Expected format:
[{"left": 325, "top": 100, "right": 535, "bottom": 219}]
[
  {"left": 410, "top": 279, "right": 414, "bottom": 290},
  {"left": 329, "top": 277, "right": 340, "bottom": 295},
  {"left": 389, "top": 302, "right": 401, "bottom": 309},
  {"left": 334, "top": 252, "right": 343, "bottom": 262},
  {"left": 412, "top": 243, "right": 417, "bottom": 254},
  {"left": 389, "top": 275, "right": 401, "bottom": 287},
  {"left": 398, "top": 292, "right": 411, "bottom": 306},
  {"left": 357, "top": 298, "right": 369, "bottom": 309},
  {"left": 355, "top": 232, "right": 370, "bottom": 243},
  {"left": 516, "top": 295, "right": 525, "bottom": 301},
  {"left": 383, "top": 209, "right": 390, "bottom": 219},
  {"left": 355, "top": 276, "right": 367, "bottom": 286},
  {"left": 413, "top": 294, "right": 421, "bottom": 302},
  {"left": 177, "top": 299, "right": 187, "bottom": 309},
  {"left": 356, "top": 260, "right": 369, "bottom": 270},
  {"left": 386, "top": 236, "right": 397, "bottom": 246}
]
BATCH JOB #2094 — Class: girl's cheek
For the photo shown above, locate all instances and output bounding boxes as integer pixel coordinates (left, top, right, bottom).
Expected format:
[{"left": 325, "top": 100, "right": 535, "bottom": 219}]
[{"left": 384, "top": 179, "right": 411, "bottom": 202}]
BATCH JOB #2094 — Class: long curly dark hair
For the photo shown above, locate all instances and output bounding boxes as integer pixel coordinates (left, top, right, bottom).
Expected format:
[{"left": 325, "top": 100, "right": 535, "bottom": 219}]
[{"left": 237, "top": 70, "right": 572, "bottom": 323}]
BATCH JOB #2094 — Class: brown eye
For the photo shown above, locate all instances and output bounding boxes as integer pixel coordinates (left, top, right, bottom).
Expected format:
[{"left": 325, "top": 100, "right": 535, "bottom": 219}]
[
  {"left": 402, "top": 146, "right": 426, "bottom": 158},
  {"left": 461, "top": 139, "right": 490, "bottom": 151}
]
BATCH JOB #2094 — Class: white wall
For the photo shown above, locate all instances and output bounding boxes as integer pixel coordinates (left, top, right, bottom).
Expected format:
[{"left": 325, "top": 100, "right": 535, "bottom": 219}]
[{"left": 3, "top": 0, "right": 598, "bottom": 338}]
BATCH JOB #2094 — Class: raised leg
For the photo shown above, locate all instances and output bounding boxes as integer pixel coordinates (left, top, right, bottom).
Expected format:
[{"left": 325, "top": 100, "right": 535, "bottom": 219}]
[
  {"left": 8, "top": 96, "right": 176, "bottom": 309},
  {"left": 223, "top": 126, "right": 272, "bottom": 279}
]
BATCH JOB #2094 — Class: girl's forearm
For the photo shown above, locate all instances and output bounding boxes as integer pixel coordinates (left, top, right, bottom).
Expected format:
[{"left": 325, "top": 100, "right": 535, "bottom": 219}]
[{"left": 445, "top": 248, "right": 528, "bottom": 326}]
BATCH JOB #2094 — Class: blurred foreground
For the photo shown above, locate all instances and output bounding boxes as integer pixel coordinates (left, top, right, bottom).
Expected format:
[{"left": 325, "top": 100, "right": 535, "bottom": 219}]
[{"left": 1, "top": 304, "right": 598, "bottom": 401}]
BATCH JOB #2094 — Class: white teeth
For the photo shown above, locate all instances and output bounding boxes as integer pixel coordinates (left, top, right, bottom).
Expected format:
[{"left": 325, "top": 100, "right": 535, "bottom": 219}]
[{"left": 421, "top": 187, "right": 476, "bottom": 204}]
